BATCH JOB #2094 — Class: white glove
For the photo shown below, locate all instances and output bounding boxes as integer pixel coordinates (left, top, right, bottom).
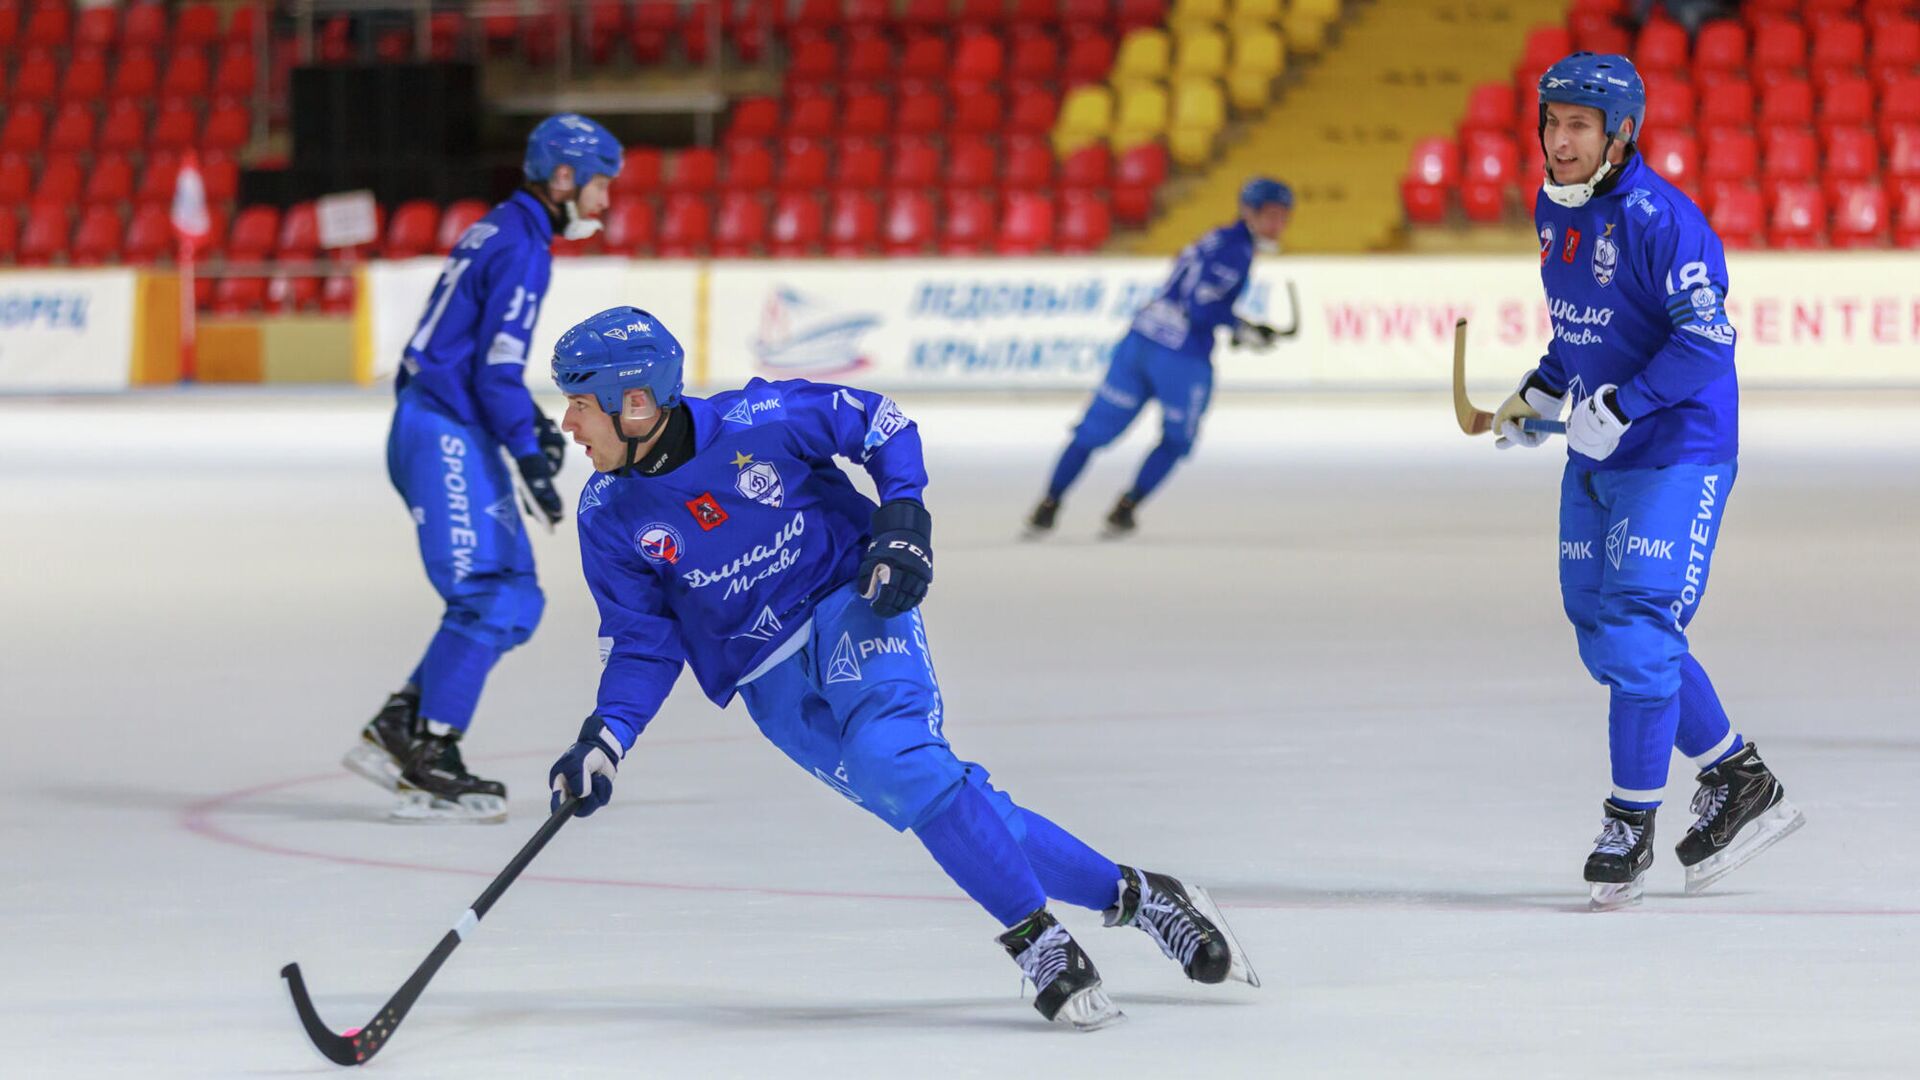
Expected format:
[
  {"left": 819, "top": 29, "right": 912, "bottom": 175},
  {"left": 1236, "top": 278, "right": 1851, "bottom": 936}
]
[
  {"left": 1493, "top": 369, "right": 1567, "bottom": 449},
  {"left": 1566, "top": 384, "right": 1632, "bottom": 461}
]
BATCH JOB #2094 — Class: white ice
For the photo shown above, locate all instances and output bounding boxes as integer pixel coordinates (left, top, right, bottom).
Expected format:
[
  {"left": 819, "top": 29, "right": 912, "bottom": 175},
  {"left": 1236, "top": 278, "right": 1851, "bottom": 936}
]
[{"left": 1, "top": 389, "right": 1916, "bottom": 1079}]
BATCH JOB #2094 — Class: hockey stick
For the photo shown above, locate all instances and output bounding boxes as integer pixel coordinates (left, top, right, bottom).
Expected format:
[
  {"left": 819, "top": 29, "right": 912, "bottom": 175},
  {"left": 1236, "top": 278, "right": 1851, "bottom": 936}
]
[
  {"left": 280, "top": 795, "right": 580, "bottom": 1066},
  {"left": 1274, "top": 280, "right": 1301, "bottom": 338},
  {"left": 1450, "top": 318, "right": 1566, "bottom": 437}
]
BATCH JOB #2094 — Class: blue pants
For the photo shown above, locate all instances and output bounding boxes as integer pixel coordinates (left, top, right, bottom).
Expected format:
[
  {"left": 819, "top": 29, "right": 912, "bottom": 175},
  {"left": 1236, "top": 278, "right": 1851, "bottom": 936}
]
[
  {"left": 1559, "top": 459, "right": 1739, "bottom": 803},
  {"left": 737, "top": 582, "right": 1013, "bottom": 833},
  {"left": 387, "top": 391, "right": 544, "bottom": 729},
  {"left": 1047, "top": 335, "right": 1213, "bottom": 503}
]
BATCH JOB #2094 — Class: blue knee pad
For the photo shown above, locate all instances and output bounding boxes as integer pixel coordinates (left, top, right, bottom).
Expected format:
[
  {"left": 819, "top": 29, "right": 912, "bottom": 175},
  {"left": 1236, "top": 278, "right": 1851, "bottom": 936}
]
[
  {"left": 1071, "top": 391, "right": 1142, "bottom": 450},
  {"left": 443, "top": 571, "right": 544, "bottom": 651},
  {"left": 1586, "top": 600, "right": 1684, "bottom": 699}
]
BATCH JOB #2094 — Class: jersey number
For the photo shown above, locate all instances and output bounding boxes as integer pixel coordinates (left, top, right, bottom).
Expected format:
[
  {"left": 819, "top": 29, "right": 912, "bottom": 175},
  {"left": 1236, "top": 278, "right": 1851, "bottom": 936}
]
[
  {"left": 409, "top": 257, "right": 473, "bottom": 353},
  {"left": 1665, "top": 260, "right": 1711, "bottom": 295}
]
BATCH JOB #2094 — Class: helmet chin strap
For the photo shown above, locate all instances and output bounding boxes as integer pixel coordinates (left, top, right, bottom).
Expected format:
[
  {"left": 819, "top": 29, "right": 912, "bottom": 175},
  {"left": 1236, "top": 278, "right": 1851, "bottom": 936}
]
[
  {"left": 562, "top": 200, "right": 603, "bottom": 240},
  {"left": 1542, "top": 135, "right": 1623, "bottom": 209},
  {"left": 614, "top": 405, "right": 673, "bottom": 472}
]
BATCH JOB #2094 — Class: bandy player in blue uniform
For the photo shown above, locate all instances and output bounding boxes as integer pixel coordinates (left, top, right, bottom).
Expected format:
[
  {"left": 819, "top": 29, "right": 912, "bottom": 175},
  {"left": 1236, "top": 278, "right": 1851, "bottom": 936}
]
[
  {"left": 542, "top": 307, "right": 1259, "bottom": 1028},
  {"left": 1494, "top": 53, "right": 1803, "bottom": 907},
  {"left": 1028, "top": 177, "right": 1292, "bottom": 537},
  {"left": 343, "top": 115, "right": 624, "bottom": 822}
]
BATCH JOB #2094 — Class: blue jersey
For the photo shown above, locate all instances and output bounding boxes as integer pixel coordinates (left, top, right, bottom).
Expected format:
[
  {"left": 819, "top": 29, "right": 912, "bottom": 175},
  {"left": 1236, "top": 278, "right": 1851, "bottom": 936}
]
[
  {"left": 395, "top": 189, "right": 555, "bottom": 461},
  {"left": 1534, "top": 154, "right": 1738, "bottom": 470},
  {"left": 1127, "top": 220, "right": 1255, "bottom": 359},
  {"left": 576, "top": 379, "right": 928, "bottom": 748}
]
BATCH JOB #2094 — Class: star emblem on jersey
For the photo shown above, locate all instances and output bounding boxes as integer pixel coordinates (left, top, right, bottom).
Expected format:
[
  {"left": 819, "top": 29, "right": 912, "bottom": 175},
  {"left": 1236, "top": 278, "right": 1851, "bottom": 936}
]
[
  {"left": 735, "top": 460, "right": 785, "bottom": 508},
  {"left": 1606, "top": 518, "right": 1630, "bottom": 571},
  {"left": 485, "top": 494, "right": 520, "bottom": 535},
  {"left": 723, "top": 401, "right": 754, "bottom": 426},
  {"left": 730, "top": 450, "right": 753, "bottom": 468},
  {"left": 825, "top": 632, "right": 863, "bottom": 684},
  {"left": 685, "top": 492, "right": 729, "bottom": 531},
  {"left": 634, "top": 522, "right": 685, "bottom": 565},
  {"left": 1591, "top": 222, "right": 1618, "bottom": 288}
]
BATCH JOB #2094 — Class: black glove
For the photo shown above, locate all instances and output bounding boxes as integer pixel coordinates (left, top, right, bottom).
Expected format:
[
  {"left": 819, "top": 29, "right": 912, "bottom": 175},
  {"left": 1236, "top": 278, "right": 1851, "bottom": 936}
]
[
  {"left": 515, "top": 453, "right": 565, "bottom": 526},
  {"left": 1230, "top": 318, "right": 1281, "bottom": 350},
  {"left": 535, "top": 412, "right": 568, "bottom": 474},
  {"left": 858, "top": 499, "right": 933, "bottom": 619}
]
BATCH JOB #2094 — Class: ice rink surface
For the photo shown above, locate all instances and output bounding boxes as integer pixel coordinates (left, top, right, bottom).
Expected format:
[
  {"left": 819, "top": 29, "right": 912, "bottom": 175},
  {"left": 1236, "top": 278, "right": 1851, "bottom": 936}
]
[{"left": 2, "top": 388, "right": 1917, "bottom": 1079}]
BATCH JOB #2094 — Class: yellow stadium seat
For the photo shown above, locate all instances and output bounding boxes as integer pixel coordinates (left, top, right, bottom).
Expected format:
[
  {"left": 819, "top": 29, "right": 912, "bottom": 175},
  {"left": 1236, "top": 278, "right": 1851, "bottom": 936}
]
[
  {"left": 1169, "top": 0, "right": 1229, "bottom": 30},
  {"left": 1227, "top": 26, "right": 1285, "bottom": 109},
  {"left": 1110, "top": 80, "right": 1170, "bottom": 150},
  {"left": 1174, "top": 25, "right": 1229, "bottom": 81},
  {"left": 1229, "top": 0, "right": 1283, "bottom": 30},
  {"left": 1281, "top": 8, "right": 1328, "bottom": 53},
  {"left": 1169, "top": 126, "right": 1216, "bottom": 166},
  {"left": 1293, "top": 0, "right": 1340, "bottom": 16},
  {"left": 1112, "top": 28, "right": 1171, "bottom": 84},
  {"left": 1052, "top": 84, "right": 1114, "bottom": 155},
  {"left": 1173, "top": 77, "right": 1227, "bottom": 132}
]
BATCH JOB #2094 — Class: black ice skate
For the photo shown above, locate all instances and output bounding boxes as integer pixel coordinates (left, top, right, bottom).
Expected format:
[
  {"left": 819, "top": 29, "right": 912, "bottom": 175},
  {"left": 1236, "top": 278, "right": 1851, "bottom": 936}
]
[
  {"left": 1105, "top": 866, "right": 1260, "bottom": 987},
  {"left": 1675, "top": 743, "right": 1805, "bottom": 895},
  {"left": 997, "top": 909, "right": 1123, "bottom": 1031},
  {"left": 1025, "top": 496, "right": 1060, "bottom": 538},
  {"left": 341, "top": 690, "right": 420, "bottom": 793},
  {"left": 1585, "top": 800, "right": 1655, "bottom": 911},
  {"left": 1101, "top": 495, "right": 1138, "bottom": 538},
  {"left": 391, "top": 726, "right": 508, "bottom": 824}
]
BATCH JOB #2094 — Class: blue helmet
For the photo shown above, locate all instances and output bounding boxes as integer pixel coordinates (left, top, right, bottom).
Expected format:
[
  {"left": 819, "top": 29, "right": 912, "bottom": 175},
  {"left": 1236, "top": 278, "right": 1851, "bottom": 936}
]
[
  {"left": 524, "top": 114, "right": 624, "bottom": 187},
  {"left": 1538, "top": 52, "right": 1646, "bottom": 145},
  {"left": 551, "top": 307, "right": 685, "bottom": 415},
  {"left": 1240, "top": 176, "right": 1294, "bottom": 210}
]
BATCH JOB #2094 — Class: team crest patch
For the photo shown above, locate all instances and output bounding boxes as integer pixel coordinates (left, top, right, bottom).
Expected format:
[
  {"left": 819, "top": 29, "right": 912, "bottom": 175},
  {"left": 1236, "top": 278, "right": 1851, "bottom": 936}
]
[
  {"left": 1591, "top": 222, "right": 1618, "bottom": 287},
  {"left": 1690, "top": 286, "right": 1719, "bottom": 322},
  {"left": 1539, "top": 224, "right": 1554, "bottom": 266},
  {"left": 634, "top": 522, "right": 686, "bottom": 565},
  {"left": 685, "top": 492, "right": 729, "bottom": 531},
  {"left": 1562, "top": 227, "right": 1582, "bottom": 263},
  {"left": 735, "top": 457, "right": 785, "bottom": 508}
]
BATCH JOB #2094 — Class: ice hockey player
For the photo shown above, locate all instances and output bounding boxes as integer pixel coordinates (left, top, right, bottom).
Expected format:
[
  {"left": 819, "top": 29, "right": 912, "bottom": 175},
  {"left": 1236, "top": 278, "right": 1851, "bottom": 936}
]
[
  {"left": 544, "top": 305, "right": 1259, "bottom": 1028},
  {"left": 343, "top": 114, "right": 623, "bottom": 823},
  {"left": 1027, "top": 176, "right": 1292, "bottom": 537},
  {"left": 1494, "top": 53, "right": 1802, "bottom": 908}
]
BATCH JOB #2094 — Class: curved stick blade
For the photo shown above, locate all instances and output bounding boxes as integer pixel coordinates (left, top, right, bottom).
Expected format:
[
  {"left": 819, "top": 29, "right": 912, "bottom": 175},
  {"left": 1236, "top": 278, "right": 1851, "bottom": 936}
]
[
  {"left": 1450, "top": 318, "right": 1495, "bottom": 435},
  {"left": 281, "top": 963, "right": 370, "bottom": 1067}
]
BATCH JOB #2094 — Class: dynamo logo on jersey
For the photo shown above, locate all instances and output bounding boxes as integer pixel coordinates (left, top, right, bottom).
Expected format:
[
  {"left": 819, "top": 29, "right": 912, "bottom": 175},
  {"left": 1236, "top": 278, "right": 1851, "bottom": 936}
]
[{"left": 751, "top": 286, "right": 878, "bottom": 377}]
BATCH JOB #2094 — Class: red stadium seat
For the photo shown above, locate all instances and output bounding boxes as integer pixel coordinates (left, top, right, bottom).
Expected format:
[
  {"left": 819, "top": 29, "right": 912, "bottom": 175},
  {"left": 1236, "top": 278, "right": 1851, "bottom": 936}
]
[
  {"left": 0, "top": 210, "right": 16, "bottom": 264},
  {"left": 18, "top": 201, "right": 70, "bottom": 266},
  {"left": 1116, "top": 0, "right": 1167, "bottom": 34},
  {"left": 319, "top": 274, "right": 355, "bottom": 315},
  {"left": 226, "top": 205, "right": 279, "bottom": 262},
  {"left": 46, "top": 104, "right": 96, "bottom": 156},
  {"left": 75, "top": 5, "right": 120, "bottom": 49},
  {"left": 1521, "top": 25, "right": 1574, "bottom": 72},
  {"left": 1811, "top": 19, "right": 1867, "bottom": 82},
  {"left": 1890, "top": 125, "right": 1920, "bottom": 179},
  {"left": 10, "top": 51, "right": 57, "bottom": 102},
  {"left": 0, "top": 155, "right": 32, "bottom": 204},
  {"left": 1767, "top": 181, "right": 1826, "bottom": 247},
  {"left": 1569, "top": 11, "right": 1628, "bottom": 55},
  {"left": 1824, "top": 126, "right": 1881, "bottom": 200},
  {"left": 786, "top": 34, "right": 838, "bottom": 89},
  {"left": 889, "top": 137, "right": 942, "bottom": 190},
  {"left": 1010, "top": 31, "right": 1061, "bottom": 83},
  {"left": 1869, "top": 19, "right": 1920, "bottom": 86},
  {"left": 1642, "top": 74, "right": 1695, "bottom": 133},
  {"left": 833, "top": 138, "right": 887, "bottom": 190},
  {"left": 135, "top": 151, "right": 182, "bottom": 207},
  {"left": 70, "top": 206, "right": 125, "bottom": 265},
  {"left": 1693, "top": 20, "right": 1747, "bottom": 78},
  {"left": 602, "top": 200, "right": 657, "bottom": 255},
  {"left": 277, "top": 202, "right": 320, "bottom": 260},
  {"left": 1055, "top": 192, "right": 1111, "bottom": 253},
  {"left": 628, "top": 2, "right": 669, "bottom": 64},
  {"left": 1698, "top": 79, "right": 1755, "bottom": 128},
  {"left": 1831, "top": 182, "right": 1890, "bottom": 247},
  {"left": 1009, "top": 86, "right": 1060, "bottom": 135},
  {"left": 1061, "top": 0, "right": 1111, "bottom": 33},
  {"left": 845, "top": 34, "right": 893, "bottom": 83},
  {"left": 997, "top": 191, "right": 1056, "bottom": 254},
  {"left": 899, "top": 33, "right": 949, "bottom": 81},
  {"left": 958, "top": 0, "right": 1010, "bottom": 29},
  {"left": 124, "top": 204, "right": 175, "bottom": 264},
  {"left": 201, "top": 151, "right": 237, "bottom": 202},
  {"left": 122, "top": 3, "right": 168, "bottom": 49},
  {"left": 1462, "top": 83, "right": 1515, "bottom": 135},
  {"left": 1884, "top": 77, "right": 1920, "bottom": 137},
  {"left": 151, "top": 101, "right": 200, "bottom": 153},
  {"left": 730, "top": 97, "right": 781, "bottom": 142},
  {"left": 897, "top": 0, "right": 953, "bottom": 29},
  {"left": 1705, "top": 181, "right": 1764, "bottom": 248},
  {"left": 895, "top": 88, "right": 947, "bottom": 135},
  {"left": 611, "top": 147, "right": 663, "bottom": 200},
  {"left": 1762, "top": 127, "right": 1818, "bottom": 181},
  {"left": 666, "top": 148, "right": 719, "bottom": 193},
  {"left": 22, "top": 4, "right": 72, "bottom": 49},
  {"left": 787, "top": 93, "right": 837, "bottom": 140},
  {"left": 437, "top": 199, "right": 489, "bottom": 251},
  {"left": 97, "top": 101, "right": 145, "bottom": 155},
  {"left": 1459, "top": 132, "right": 1517, "bottom": 222},
  {"left": 109, "top": 47, "right": 160, "bottom": 100},
  {"left": 1010, "top": 0, "right": 1059, "bottom": 24},
  {"left": 845, "top": 0, "right": 890, "bottom": 32},
  {"left": 1004, "top": 137, "right": 1054, "bottom": 190},
  {"left": 714, "top": 192, "right": 769, "bottom": 257},
  {"left": 1896, "top": 181, "right": 1920, "bottom": 247},
  {"left": 1820, "top": 77, "right": 1875, "bottom": 131},
  {"left": 1634, "top": 19, "right": 1689, "bottom": 72},
  {"left": 175, "top": 3, "right": 223, "bottom": 48},
  {"left": 34, "top": 155, "right": 84, "bottom": 203},
  {"left": 86, "top": 155, "right": 136, "bottom": 205},
  {"left": 826, "top": 191, "right": 882, "bottom": 255},
  {"left": 213, "top": 276, "right": 269, "bottom": 315},
  {"left": 883, "top": 190, "right": 937, "bottom": 255},
  {"left": 951, "top": 90, "right": 1005, "bottom": 135},
  {"left": 1752, "top": 20, "right": 1807, "bottom": 82},
  {"left": 204, "top": 100, "right": 251, "bottom": 152},
  {"left": 953, "top": 32, "right": 1006, "bottom": 86},
  {"left": 1642, "top": 130, "right": 1700, "bottom": 190},
  {"left": 658, "top": 193, "right": 713, "bottom": 256},
  {"left": 1702, "top": 127, "right": 1758, "bottom": 182},
  {"left": 942, "top": 190, "right": 996, "bottom": 254},
  {"left": 268, "top": 275, "right": 323, "bottom": 314},
  {"left": 1063, "top": 33, "right": 1116, "bottom": 87},
  {"left": 1112, "top": 142, "right": 1167, "bottom": 225},
  {"left": 213, "top": 45, "right": 256, "bottom": 97},
  {"left": 1758, "top": 79, "right": 1814, "bottom": 129},
  {"left": 949, "top": 136, "right": 999, "bottom": 189},
  {"left": 579, "top": 2, "right": 627, "bottom": 65},
  {"left": 1060, "top": 143, "right": 1112, "bottom": 191},
  {"left": 1400, "top": 137, "right": 1458, "bottom": 224},
  {"left": 770, "top": 192, "right": 824, "bottom": 256},
  {"left": 723, "top": 142, "right": 775, "bottom": 191},
  {"left": 843, "top": 91, "right": 891, "bottom": 138},
  {"left": 61, "top": 50, "right": 110, "bottom": 105},
  {"left": 384, "top": 201, "right": 440, "bottom": 259},
  {"left": 779, "top": 138, "right": 831, "bottom": 191},
  {"left": 0, "top": 105, "right": 46, "bottom": 155},
  {"left": 162, "top": 46, "right": 210, "bottom": 99}
]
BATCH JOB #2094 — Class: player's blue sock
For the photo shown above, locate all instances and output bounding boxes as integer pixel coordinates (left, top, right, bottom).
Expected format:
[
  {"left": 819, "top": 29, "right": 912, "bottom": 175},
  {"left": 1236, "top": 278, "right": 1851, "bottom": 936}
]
[
  {"left": 417, "top": 628, "right": 500, "bottom": 734},
  {"left": 914, "top": 783, "right": 1048, "bottom": 927},
  {"left": 1017, "top": 809, "right": 1123, "bottom": 912},
  {"left": 1047, "top": 442, "right": 1095, "bottom": 500},
  {"left": 1674, "top": 653, "right": 1743, "bottom": 768},
  {"left": 1608, "top": 690, "right": 1682, "bottom": 809},
  {"left": 1129, "top": 440, "right": 1184, "bottom": 501}
]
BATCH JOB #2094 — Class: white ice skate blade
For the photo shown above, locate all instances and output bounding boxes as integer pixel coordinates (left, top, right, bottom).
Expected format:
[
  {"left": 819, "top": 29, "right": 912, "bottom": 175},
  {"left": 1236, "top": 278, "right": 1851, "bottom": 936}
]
[
  {"left": 1684, "top": 798, "right": 1806, "bottom": 895},
  {"left": 1056, "top": 985, "right": 1125, "bottom": 1032},
  {"left": 341, "top": 741, "right": 402, "bottom": 793},
  {"left": 1588, "top": 876, "right": 1645, "bottom": 912},
  {"left": 1186, "top": 885, "right": 1262, "bottom": 988},
  {"left": 388, "top": 791, "right": 507, "bottom": 824}
]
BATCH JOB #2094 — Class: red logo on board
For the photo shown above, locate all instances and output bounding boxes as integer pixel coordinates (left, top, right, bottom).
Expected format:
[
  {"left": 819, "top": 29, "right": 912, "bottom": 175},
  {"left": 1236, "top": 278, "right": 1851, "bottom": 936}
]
[
  {"left": 685, "top": 492, "right": 729, "bottom": 531},
  {"left": 1562, "top": 227, "right": 1582, "bottom": 263}
]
